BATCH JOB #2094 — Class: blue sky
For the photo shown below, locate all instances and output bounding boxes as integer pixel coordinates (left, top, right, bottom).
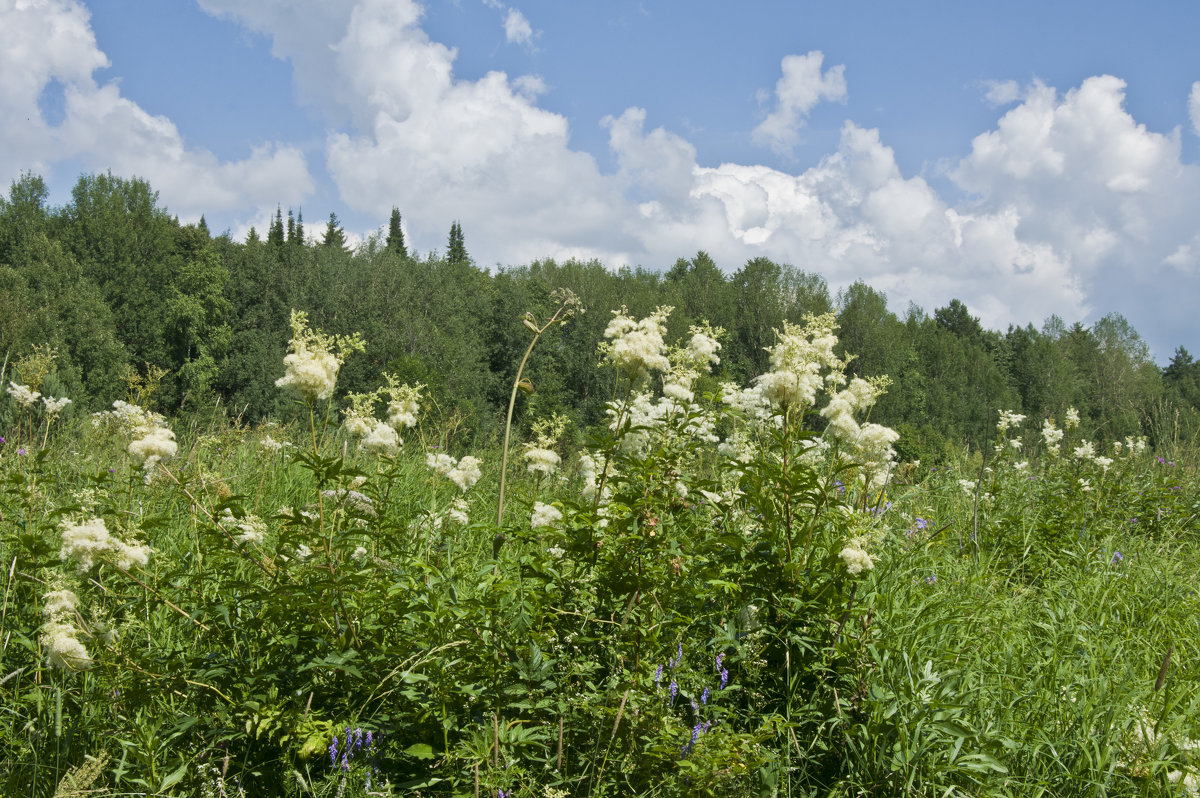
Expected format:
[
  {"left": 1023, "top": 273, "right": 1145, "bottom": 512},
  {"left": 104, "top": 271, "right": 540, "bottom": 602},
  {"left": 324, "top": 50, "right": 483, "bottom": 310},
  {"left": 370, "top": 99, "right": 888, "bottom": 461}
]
[{"left": 3, "top": 0, "right": 1200, "bottom": 361}]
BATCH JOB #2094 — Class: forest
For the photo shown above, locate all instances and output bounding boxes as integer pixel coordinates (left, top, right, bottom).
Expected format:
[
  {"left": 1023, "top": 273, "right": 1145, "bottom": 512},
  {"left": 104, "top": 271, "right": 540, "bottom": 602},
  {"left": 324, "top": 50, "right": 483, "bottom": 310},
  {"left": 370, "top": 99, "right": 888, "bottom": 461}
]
[{"left": 2, "top": 171, "right": 1197, "bottom": 456}]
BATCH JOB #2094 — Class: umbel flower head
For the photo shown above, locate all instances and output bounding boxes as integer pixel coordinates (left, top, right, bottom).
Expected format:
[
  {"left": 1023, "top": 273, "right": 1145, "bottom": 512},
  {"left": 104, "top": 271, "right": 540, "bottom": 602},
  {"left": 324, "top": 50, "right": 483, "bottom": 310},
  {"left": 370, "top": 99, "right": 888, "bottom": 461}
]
[{"left": 275, "top": 310, "right": 365, "bottom": 402}]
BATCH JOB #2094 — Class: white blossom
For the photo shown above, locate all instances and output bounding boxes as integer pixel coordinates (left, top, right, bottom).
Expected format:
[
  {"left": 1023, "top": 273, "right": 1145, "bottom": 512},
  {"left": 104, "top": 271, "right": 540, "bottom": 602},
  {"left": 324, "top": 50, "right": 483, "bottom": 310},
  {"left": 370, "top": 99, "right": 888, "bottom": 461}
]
[
  {"left": 6, "top": 381, "right": 40, "bottom": 408},
  {"left": 531, "top": 502, "right": 562, "bottom": 529}
]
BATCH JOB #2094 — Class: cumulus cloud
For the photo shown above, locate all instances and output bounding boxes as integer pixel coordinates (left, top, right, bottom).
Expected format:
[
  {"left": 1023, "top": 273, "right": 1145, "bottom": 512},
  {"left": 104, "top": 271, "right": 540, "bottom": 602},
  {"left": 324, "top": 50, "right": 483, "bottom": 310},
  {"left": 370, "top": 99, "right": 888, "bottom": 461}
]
[
  {"left": 0, "top": 0, "right": 312, "bottom": 224},
  {"left": 752, "top": 52, "right": 847, "bottom": 155}
]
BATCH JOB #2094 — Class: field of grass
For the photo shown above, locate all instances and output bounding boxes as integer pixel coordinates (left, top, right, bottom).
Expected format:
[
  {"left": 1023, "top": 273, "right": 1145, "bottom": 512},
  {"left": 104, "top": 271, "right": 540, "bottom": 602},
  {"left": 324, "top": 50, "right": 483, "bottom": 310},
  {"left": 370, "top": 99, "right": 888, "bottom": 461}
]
[{"left": 2, "top": 307, "right": 1198, "bottom": 797}]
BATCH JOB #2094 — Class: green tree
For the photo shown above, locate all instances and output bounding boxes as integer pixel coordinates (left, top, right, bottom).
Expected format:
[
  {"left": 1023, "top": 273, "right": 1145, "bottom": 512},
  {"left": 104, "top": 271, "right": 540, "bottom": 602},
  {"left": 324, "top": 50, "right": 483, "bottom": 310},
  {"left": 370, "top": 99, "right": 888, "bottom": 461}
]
[
  {"left": 387, "top": 207, "right": 407, "bottom": 257},
  {"left": 323, "top": 212, "right": 348, "bottom": 251},
  {"left": 267, "top": 206, "right": 285, "bottom": 248},
  {"left": 447, "top": 221, "right": 468, "bottom": 264}
]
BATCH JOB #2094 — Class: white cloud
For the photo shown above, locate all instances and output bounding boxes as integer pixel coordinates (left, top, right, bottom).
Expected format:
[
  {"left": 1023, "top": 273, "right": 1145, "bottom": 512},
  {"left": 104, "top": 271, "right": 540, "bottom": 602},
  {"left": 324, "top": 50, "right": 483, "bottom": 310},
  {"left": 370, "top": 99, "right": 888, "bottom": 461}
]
[
  {"left": 503, "top": 8, "right": 533, "bottom": 46},
  {"left": 752, "top": 52, "right": 847, "bottom": 155},
  {"left": 0, "top": 0, "right": 312, "bottom": 225},
  {"left": 1190, "top": 81, "right": 1200, "bottom": 137},
  {"left": 983, "top": 79, "right": 1021, "bottom": 107}
]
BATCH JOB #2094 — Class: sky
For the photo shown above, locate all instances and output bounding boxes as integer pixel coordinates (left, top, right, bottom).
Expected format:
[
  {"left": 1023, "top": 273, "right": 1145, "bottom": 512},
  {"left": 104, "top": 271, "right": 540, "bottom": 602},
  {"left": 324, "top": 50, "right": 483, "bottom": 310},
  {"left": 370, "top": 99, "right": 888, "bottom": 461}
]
[{"left": 3, "top": 0, "right": 1200, "bottom": 363}]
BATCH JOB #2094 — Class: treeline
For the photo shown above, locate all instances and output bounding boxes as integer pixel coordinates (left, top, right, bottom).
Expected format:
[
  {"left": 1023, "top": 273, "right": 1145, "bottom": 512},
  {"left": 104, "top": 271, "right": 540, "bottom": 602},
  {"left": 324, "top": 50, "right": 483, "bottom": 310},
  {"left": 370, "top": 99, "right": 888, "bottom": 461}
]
[{"left": 3, "top": 172, "right": 1199, "bottom": 459}]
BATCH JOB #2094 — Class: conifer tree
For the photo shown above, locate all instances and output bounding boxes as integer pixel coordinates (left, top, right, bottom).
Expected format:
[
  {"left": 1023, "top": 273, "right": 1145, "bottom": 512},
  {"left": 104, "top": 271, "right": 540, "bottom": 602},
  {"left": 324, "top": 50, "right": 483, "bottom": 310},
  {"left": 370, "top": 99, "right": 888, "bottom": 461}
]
[
  {"left": 286, "top": 209, "right": 296, "bottom": 243},
  {"left": 387, "top": 207, "right": 407, "bottom": 257},
  {"left": 294, "top": 209, "right": 304, "bottom": 246},
  {"left": 447, "top": 221, "right": 468, "bottom": 264},
  {"left": 267, "top": 207, "right": 285, "bottom": 248},
  {"left": 323, "top": 211, "right": 348, "bottom": 251}
]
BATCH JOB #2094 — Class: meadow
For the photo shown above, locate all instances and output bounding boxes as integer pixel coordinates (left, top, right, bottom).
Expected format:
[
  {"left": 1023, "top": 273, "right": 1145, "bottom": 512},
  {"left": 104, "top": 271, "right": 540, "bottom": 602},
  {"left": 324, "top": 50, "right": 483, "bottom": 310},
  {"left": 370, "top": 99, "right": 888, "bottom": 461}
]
[{"left": 2, "top": 299, "right": 1198, "bottom": 797}]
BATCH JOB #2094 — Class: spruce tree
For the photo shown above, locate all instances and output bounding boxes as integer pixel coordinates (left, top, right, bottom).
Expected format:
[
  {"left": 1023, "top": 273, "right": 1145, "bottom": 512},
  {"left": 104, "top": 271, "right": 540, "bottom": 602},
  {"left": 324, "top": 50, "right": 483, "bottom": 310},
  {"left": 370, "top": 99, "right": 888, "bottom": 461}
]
[
  {"left": 447, "top": 221, "right": 468, "bottom": 264},
  {"left": 294, "top": 209, "right": 304, "bottom": 246},
  {"left": 323, "top": 211, "right": 348, "bottom": 251},
  {"left": 267, "top": 207, "right": 285, "bottom": 248},
  {"left": 286, "top": 209, "right": 296, "bottom": 244},
  {"left": 387, "top": 207, "right": 407, "bottom": 257}
]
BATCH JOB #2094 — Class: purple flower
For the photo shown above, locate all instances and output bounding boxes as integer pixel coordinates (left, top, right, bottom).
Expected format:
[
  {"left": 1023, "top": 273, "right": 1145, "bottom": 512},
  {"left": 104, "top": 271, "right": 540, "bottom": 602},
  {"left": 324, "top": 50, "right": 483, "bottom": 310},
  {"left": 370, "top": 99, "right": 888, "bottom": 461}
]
[
  {"left": 925, "top": 574, "right": 938, "bottom": 585},
  {"left": 354, "top": 727, "right": 363, "bottom": 750},
  {"left": 701, "top": 687, "right": 710, "bottom": 705},
  {"left": 654, "top": 664, "right": 663, "bottom": 687},
  {"left": 669, "top": 680, "right": 677, "bottom": 706},
  {"left": 341, "top": 753, "right": 350, "bottom": 772},
  {"left": 1111, "top": 551, "right": 1124, "bottom": 565},
  {"left": 17, "top": 448, "right": 26, "bottom": 456},
  {"left": 720, "top": 668, "right": 729, "bottom": 689},
  {"left": 365, "top": 730, "right": 374, "bottom": 748},
  {"left": 914, "top": 517, "right": 928, "bottom": 530},
  {"left": 715, "top": 652, "right": 724, "bottom": 671},
  {"left": 329, "top": 736, "right": 338, "bottom": 767}
]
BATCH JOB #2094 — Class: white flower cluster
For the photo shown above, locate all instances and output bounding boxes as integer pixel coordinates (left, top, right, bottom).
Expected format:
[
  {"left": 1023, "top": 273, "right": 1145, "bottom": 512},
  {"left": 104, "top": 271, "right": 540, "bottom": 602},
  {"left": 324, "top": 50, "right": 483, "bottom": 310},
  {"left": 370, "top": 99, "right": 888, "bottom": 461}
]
[
  {"left": 603, "top": 306, "right": 672, "bottom": 380},
  {"left": 385, "top": 381, "right": 423, "bottom": 430},
  {"left": 1042, "top": 419, "right": 1064, "bottom": 454},
  {"left": 578, "top": 453, "right": 599, "bottom": 501},
  {"left": 1064, "top": 407, "right": 1081, "bottom": 430},
  {"left": 219, "top": 508, "right": 266, "bottom": 544},
  {"left": 755, "top": 315, "right": 842, "bottom": 410},
  {"left": 1112, "top": 436, "right": 1148, "bottom": 458},
  {"left": 839, "top": 537, "right": 874, "bottom": 576},
  {"left": 359, "top": 421, "right": 399, "bottom": 456},
  {"left": 7, "top": 381, "right": 41, "bottom": 408},
  {"left": 59, "top": 517, "right": 150, "bottom": 572},
  {"left": 531, "top": 502, "right": 562, "bottom": 529},
  {"left": 996, "top": 409, "right": 1027, "bottom": 434},
  {"left": 427, "top": 452, "right": 482, "bottom": 491},
  {"left": 129, "top": 426, "right": 178, "bottom": 471},
  {"left": 445, "top": 498, "right": 470, "bottom": 525},
  {"left": 524, "top": 447, "right": 561, "bottom": 476},
  {"left": 275, "top": 310, "right": 365, "bottom": 402},
  {"left": 42, "top": 395, "right": 71, "bottom": 415},
  {"left": 40, "top": 589, "right": 93, "bottom": 671},
  {"left": 41, "top": 620, "right": 92, "bottom": 671},
  {"left": 259, "top": 434, "right": 287, "bottom": 454}
]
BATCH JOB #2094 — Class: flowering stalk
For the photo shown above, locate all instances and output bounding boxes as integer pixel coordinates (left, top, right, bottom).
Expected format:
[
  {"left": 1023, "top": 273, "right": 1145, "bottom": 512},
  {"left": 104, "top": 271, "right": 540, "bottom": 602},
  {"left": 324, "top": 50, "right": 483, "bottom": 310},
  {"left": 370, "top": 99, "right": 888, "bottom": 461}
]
[{"left": 495, "top": 290, "right": 582, "bottom": 549}]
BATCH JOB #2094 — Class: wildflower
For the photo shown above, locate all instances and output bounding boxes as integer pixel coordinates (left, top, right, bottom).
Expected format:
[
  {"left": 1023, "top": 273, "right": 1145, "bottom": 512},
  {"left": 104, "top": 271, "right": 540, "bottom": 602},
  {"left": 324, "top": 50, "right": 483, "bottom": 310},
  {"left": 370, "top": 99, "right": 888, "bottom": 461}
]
[
  {"left": 669, "top": 680, "right": 678, "bottom": 705},
  {"left": 40, "top": 621, "right": 92, "bottom": 671},
  {"left": 531, "top": 502, "right": 562, "bottom": 529},
  {"left": 446, "top": 498, "right": 469, "bottom": 525},
  {"left": 654, "top": 664, "right": 663, "bottom": 687},
  {"left": 448, "top": 456, "right": 482, "bottom": 491},
  {"left": 701, "top": 686, "right": 710, "bottom": 705},
  {"left": 1111, "top": 551, "right": 1124, "bottom": 565},
  {"left": 128, "top": 426, "right": 177, "bottom": 470},
  {"left": 1073, "top": 440, "right": 1095, "bottom": 461},
  {"left": 996, "top": 409, "right": 1026, "bottom": 434},
  {"left": 427, "top": 452, "right": 455, "bottom": 475},
  {"left": 384, "top": 378, "right": 423, "bottom": 430},
  {"left": 58, "top": 518, "right": 112, "bottom": 572},
  {"left": 260, "top": 435, "right": 285, "bottom": 454},
  {"left": 42, "top": 589, "right": 79, "bottom": 619},
  {"left": 1042, "top": 419, "right": 1063, "bottom": 453},
  {"left": 524, "top": 447, "right": 561, "bottom": 476},
  {"left": 220, "top": 508, "right": 266, "bottom": 545},
  {"left": 41, "top": 395, "right": 71, "bottom": 415},
  {"left": 6, "top": 381, "right": 41, "bottom": 408},
  {"left": 758, "top": 314, "right": 844, "bottom": 411},
  {"left": 1064, "top": 407, "right": 1080, "bottom": 430},
  {"left": 275, "top": 310, "right": 364, "bottom": 402},
  {"left": 359, "top": 420, "right": 399, "bottom": 456},
  {"left": 839, "top": 537, "right": 874, "bottom": 576},
  {"left": 602, "top": 306, "right": 672, "bottom": 380}
]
